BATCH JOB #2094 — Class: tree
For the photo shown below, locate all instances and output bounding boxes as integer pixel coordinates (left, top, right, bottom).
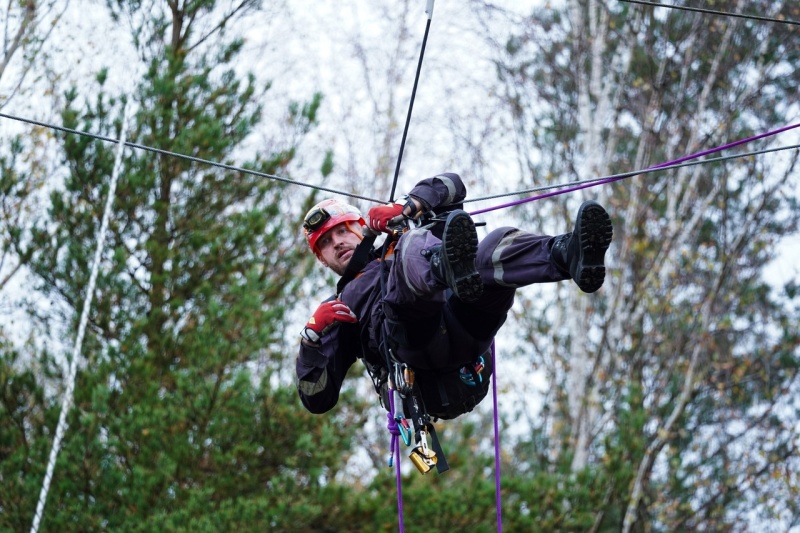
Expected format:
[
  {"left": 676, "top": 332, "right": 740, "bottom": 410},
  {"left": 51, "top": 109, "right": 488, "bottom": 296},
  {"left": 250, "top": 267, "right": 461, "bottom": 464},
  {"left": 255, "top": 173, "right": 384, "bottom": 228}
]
[
  {"left": 5, "top": 0, "right": 799, "bottom": 530},
  {"left": 1, "top": 0, "right": 69, "bottom": 108},
  {"left": 1, "top": 1, "right": 365, "bottom": 530},
  {"left": 1, "top": 8, "right": 71, "bottom": 525},
  {"left": 1, "top": 0, "right": 69, "bottom": 305},
  {"left": 491, "top": 0, "right": 800, "bottom": 529}
]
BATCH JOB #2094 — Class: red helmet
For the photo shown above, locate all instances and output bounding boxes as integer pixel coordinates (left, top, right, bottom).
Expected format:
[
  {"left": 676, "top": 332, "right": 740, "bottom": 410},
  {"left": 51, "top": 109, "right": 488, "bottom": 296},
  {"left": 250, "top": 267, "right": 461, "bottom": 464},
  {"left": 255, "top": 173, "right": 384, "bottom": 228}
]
[{"left": 303, "top": 199, "right": 365, "bottom": 255}]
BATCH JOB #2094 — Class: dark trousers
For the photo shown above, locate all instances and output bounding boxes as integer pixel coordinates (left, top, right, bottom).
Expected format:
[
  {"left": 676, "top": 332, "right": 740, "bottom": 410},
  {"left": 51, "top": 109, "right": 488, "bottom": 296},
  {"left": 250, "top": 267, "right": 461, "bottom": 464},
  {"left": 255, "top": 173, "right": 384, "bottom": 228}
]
[{"left": 383, "top": 226, "right": 568, "bottom": 370}]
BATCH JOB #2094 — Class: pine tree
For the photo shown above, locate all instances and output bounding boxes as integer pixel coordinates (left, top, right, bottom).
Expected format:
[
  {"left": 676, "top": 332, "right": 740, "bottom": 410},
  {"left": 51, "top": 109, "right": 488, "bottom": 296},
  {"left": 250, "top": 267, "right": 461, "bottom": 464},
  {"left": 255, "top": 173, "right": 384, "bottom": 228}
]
[
  {"left": 1, "top": 1, "right": 363, "bottom": 530},
  {"left": 493, "top": 0, "right": 800, "bottom": 529}
]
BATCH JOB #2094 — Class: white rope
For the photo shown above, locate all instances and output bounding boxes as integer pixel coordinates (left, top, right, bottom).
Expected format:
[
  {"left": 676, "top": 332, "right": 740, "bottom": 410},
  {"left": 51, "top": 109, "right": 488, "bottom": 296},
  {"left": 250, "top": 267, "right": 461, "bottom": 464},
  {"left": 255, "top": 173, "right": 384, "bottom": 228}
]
[{"left": 30, "top": 100, "right": 133, "bottom": 533}]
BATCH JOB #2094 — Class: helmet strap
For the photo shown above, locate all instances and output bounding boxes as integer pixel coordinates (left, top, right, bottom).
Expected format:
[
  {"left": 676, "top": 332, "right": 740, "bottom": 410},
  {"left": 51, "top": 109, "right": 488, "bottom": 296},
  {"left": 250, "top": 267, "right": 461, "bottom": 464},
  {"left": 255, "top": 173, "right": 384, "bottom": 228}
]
[{"left": 336, "top": 229, "right": 377, "bottom": 295}]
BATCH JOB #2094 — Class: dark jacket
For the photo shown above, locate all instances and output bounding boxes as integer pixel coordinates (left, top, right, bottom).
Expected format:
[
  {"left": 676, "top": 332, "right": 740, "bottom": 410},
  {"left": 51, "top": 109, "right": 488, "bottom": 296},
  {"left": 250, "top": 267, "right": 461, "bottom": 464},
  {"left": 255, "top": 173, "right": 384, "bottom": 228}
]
[{"left": 295, "top": 173, "right": 491, "bottom": 416}]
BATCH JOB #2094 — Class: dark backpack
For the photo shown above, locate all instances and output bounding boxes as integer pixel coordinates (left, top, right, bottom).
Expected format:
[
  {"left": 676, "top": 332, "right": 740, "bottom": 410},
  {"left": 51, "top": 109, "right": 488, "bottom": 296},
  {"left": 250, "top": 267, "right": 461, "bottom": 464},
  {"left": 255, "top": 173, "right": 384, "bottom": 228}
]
[
  {"left": 368, "top": 350, "right": 493, "bottom": 421},
  {"left": 412, "top": 351, "right": 493, "bottom": 420}
]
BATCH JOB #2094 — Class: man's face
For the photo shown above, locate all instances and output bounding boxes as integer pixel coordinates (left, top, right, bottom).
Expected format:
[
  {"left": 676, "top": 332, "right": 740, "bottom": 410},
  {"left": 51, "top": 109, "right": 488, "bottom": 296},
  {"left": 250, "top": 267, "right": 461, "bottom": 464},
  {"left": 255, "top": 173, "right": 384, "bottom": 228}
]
[{"left": 316, "top": 222, "right": 362, "bottom": 275}]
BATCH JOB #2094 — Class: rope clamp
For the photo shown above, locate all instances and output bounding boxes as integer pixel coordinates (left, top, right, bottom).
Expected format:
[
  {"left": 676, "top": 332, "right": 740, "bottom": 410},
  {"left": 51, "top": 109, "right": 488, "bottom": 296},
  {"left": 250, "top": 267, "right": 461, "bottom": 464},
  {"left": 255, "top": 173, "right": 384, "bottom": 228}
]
[{"left": 409, "top": 430, "right": 438, "bottom": 474}]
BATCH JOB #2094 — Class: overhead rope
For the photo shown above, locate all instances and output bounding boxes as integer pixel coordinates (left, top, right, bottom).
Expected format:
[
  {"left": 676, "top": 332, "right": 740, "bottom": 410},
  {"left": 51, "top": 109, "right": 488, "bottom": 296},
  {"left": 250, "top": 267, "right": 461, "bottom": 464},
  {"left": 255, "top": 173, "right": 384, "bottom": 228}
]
[
  {"left": 379, "top": 2, "right": 442, "bottom": 532},
  {"left": 30, "top": 100, "right": 133, "bottom": 533},
  {"left": 0, "top": 111, "right": 383, "bottom": 205},
  {"left": 368, "top": 1, "right": 501, "bottom": 531},
  {"left": 388, "top": 0, "right": 435, "bottom": 202},
  {"left": 468, "top": 142, "right": 800, "bottom": 211},
  {"left": 3, "top": 109, "right": 797, "bottom": 217},
  {"left": 468, "top": 123, "right": 800, "bottom": 216},
  {"left": 619, "top": 0, "right": 800, "bottom": 27},
  {"left": 467, "top": 142, "right": 800, "bottom": 206}
]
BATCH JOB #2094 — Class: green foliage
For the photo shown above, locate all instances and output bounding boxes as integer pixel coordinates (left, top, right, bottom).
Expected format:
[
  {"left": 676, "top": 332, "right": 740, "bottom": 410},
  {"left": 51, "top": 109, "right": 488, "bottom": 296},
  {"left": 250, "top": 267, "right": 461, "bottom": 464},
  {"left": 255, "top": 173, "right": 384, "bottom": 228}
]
[
  {"left": 3, "top": 1, "right": 800, "bottom": 531},
  {"left": 321, "top": 149, "right": 335, "bottom": 178},
  {"left": 0, "top": 343, "right": 60, "bottom": 532},
  {"left": 0, "top": 1, "right": 345, "bottom": 531},
  {"left": 500, "top": 0, "right": 800, "bottom": 530}
]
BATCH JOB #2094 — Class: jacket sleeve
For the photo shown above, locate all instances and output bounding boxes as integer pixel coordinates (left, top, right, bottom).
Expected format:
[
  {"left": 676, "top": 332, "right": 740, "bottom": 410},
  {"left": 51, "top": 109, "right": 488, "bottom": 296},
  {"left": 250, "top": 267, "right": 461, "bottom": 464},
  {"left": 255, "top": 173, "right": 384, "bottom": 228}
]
[
  {"left": 407, "top": 172, "right": 467, "bottom": 212},
  {"left": 295, "top": 322, "right": 358, "bottom": 414}
]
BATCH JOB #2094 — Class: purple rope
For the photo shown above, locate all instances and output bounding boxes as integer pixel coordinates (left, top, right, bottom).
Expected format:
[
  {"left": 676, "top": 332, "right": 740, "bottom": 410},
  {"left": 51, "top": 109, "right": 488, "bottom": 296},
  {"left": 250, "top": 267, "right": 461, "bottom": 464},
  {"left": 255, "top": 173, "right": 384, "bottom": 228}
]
[
  {"left": 492, "top": 343, "right": 503, "bottom": 532},
  {"left": 470, "top": 122, "right": 800, "bottom": 216},
  {"left": 472, "top": 123, "right": 800, "bottom": 529},
  {"left": 387, "top": 392, "right": 405, "bottom": 532}
]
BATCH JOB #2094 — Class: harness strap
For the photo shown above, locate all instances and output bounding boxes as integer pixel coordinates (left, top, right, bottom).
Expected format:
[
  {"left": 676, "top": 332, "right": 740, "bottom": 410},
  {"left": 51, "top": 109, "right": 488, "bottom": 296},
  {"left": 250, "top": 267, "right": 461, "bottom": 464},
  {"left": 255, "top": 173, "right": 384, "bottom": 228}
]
[
  {"left": 437, "top": 380, "right": 449, "bottom": 408},
  {"left": 426, "top": 424, "right": 450, "bottom": 473},
  {"left": 336, "top": 231, "right": 378, "bottom": 294}
]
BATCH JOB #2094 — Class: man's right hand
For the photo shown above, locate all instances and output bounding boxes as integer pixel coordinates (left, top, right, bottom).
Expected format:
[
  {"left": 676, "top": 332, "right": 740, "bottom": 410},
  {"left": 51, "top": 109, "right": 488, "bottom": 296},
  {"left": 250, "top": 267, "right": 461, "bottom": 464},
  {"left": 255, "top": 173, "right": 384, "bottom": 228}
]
[
  {"left": 366, "top": 203, "right": 405, "bottom": 233},
  {"left": 300, "top": 300, "right": 358, "bottom": 345}
]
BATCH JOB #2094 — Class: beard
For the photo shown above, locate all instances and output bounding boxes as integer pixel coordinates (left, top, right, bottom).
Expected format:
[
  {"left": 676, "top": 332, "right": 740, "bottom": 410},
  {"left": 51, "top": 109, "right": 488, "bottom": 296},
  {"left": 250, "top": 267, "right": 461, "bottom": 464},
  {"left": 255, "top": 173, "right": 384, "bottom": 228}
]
[
  {"left": 330, "top": 262, "right": 347, "bottom": 276},
  {"left": 329, "top": 250, "right": 353, "bottom": 276}
]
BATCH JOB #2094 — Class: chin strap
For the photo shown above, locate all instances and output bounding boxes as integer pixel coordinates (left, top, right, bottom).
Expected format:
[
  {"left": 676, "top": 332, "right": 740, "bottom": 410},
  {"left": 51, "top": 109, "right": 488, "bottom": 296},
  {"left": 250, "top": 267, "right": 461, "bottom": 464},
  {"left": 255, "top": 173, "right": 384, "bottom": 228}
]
[{"left": 336, "top": 229, "right": 379, "bottom": 294}]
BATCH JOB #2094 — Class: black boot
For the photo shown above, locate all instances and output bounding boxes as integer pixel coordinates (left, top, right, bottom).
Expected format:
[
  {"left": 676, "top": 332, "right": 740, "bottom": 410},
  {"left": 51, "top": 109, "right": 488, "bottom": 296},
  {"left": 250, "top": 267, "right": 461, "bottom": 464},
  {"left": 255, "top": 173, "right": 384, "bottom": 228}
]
[
  {"left": 550, "top": 200, "right": 613, "bottom": 293},
  {"left": 423, "top": 210, "right": 483, "bottom": 303}
]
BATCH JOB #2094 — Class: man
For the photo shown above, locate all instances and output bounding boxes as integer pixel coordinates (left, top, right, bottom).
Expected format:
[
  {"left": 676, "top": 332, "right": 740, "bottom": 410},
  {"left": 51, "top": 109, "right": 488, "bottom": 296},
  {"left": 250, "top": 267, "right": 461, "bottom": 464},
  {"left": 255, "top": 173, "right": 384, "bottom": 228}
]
[{"left": 295, "top": 172, "right": 613, "bottom": 422}]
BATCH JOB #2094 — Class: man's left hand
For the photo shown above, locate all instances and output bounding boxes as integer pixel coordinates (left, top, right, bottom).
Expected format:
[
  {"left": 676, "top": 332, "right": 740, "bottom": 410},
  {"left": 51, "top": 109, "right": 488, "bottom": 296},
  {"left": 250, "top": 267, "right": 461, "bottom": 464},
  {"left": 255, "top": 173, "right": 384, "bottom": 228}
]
[{"left": 300, "top": 300, "right": 358, "bottom": 345}]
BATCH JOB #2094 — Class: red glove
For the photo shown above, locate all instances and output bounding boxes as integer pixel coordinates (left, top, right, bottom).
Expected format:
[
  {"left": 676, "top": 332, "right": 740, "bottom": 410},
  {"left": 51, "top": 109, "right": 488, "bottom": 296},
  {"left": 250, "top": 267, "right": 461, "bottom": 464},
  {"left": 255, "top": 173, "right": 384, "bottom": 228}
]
[
  {"left": 366, "top": 203, "right": 405, "bottom": 233},
  {"left": 300, "top": 300, "right": 358, "bottom": 344}
]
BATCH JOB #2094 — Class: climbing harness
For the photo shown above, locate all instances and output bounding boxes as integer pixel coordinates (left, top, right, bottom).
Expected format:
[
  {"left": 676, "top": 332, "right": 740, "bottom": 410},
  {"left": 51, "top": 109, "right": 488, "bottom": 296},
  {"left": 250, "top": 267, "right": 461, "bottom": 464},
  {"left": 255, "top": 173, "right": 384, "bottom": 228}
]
[{"left": 373, "top": 219, "right": 450, "bottom": 476}]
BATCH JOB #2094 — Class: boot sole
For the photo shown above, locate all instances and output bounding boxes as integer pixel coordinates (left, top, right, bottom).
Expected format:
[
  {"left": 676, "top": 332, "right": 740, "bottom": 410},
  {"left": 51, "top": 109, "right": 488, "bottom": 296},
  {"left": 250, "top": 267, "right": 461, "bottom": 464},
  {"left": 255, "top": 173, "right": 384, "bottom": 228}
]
[
  {"left": 441, "top": 210, "right": 483, "bottom": 302},
  {"left": 574, "top": 202, "right": 613, "bottom": 293}
]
